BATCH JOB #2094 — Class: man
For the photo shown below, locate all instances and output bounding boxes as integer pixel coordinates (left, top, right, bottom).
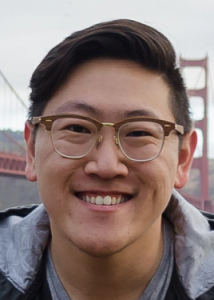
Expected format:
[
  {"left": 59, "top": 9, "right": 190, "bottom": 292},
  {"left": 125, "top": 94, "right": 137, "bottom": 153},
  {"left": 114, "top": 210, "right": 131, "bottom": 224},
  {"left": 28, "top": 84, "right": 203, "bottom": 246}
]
[{"left": 0, "top": 19, "right": 214, "bottom": 300}]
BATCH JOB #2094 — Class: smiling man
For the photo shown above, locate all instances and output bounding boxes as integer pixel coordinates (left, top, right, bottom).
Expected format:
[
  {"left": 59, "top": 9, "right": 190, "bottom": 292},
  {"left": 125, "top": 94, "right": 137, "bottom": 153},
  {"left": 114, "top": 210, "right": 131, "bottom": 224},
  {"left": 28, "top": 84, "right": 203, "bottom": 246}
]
[{"left": 1, "top": 19, "right": 214, "bottom": 300}]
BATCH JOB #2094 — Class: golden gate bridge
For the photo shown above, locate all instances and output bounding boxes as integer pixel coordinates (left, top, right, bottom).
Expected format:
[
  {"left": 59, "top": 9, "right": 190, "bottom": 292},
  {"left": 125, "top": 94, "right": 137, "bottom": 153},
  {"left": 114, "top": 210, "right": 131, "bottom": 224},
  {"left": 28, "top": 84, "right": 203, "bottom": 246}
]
[
  {"left": 0, "top": 68, "right": 27, "bottom": 178},
  {"left": 0, "top": 57, "right": 214, "bottom": 211}
]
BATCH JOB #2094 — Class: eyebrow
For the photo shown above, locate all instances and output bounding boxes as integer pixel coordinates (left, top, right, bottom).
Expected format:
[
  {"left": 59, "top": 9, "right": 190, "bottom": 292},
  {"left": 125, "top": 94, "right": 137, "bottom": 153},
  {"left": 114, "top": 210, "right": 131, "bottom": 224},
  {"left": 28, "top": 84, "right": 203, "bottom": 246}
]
[
  {"left": 54, "top": 101, "right": 101, "bottom": 118},
  {"left": 54, "top": 101, "right": 159, "bottom": 119},
  {"left": 124, "top": 109, "right": 159, "bottom": 119}
]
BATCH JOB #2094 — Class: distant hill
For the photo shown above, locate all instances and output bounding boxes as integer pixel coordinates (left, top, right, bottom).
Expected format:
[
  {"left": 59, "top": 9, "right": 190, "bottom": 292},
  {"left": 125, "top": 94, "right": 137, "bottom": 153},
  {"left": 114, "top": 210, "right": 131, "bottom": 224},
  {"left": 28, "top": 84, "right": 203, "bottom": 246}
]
[
  {"left": 0, "top": 130, "right": 40, "bottom": 210},
  {"left": 0, "top": 130, "right": 25, "bottom": 154},
  {"left": 0, "top": 177, "right": 40, "bottom": 210},
  {"left": 181, "top": 159, "right": 214, "bottom": 201}
]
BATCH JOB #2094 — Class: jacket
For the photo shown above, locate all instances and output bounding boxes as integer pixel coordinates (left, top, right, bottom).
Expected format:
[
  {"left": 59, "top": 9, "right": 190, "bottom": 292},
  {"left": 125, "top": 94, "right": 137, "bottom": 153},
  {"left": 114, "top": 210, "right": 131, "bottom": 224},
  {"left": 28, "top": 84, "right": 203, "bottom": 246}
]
[{"left": 0, "top": 190, "right": 214, "bottom": 300}]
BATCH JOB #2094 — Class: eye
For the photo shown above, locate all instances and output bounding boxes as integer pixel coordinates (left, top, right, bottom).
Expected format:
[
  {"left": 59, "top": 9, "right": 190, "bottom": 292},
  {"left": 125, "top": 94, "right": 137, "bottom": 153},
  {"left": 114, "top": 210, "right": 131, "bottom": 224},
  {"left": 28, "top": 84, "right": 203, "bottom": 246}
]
[
  {"left": 126, "top": 130, "right": 152, "bottom": 137},
  {"left": 65, "top": 124, "right": 91, "bottom": 134}
]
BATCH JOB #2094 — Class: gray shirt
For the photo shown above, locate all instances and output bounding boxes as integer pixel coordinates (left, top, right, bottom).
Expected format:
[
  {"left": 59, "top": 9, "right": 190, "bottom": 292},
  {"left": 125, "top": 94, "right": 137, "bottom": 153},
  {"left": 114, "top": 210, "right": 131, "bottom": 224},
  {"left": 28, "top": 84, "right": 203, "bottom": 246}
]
[{"left": 46, "top": 219, "right": 174, "bottom": 300}]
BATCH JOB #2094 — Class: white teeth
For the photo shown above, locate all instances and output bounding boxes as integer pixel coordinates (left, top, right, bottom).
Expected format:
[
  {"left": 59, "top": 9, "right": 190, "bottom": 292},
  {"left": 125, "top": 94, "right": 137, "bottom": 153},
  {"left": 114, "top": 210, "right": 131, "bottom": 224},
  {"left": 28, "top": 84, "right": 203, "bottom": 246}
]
[
  {"left": 96, "top": 196, "right": 104, "bottom": 205},
  {"left": 81, "top": 195, "right": 128, "bottom": 206},
  {"left": 91, "top": 196, "right": 96, "bottom": 204},
  {"left": 103, "top": 195, "right": 111, "bottom": 205},
  {"left": 116, "top": 196, "right": 121, "bottom": 204},
  {"left": 81, "top": 194, "right": 127, "bottom": 205},
  {"left": 112, "top": 197, "right": 116, "bottom": 205}
]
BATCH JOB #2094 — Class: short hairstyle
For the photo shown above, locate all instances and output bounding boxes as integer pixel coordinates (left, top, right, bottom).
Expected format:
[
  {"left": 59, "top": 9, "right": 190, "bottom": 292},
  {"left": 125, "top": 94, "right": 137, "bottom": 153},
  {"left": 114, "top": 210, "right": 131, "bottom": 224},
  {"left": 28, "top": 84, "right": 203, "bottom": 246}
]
[{"left": 28, "top": 19, "right": 192, "bottom": 133}]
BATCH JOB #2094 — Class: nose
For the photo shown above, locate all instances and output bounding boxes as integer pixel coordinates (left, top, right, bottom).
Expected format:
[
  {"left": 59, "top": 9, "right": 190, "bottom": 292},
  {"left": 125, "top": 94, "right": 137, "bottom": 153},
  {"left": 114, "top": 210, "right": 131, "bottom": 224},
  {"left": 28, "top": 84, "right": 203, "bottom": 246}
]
[{"left": 84, "top": 134, "right": 129, "bottom": 179}]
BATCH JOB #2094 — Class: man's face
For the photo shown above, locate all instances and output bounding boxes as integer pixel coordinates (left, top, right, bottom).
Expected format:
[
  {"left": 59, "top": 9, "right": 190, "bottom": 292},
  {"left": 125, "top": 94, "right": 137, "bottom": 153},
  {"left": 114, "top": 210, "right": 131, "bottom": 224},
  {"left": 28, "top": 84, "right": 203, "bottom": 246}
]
[{"left": 25, "top": 59, "right": 195, "bottom": 256}]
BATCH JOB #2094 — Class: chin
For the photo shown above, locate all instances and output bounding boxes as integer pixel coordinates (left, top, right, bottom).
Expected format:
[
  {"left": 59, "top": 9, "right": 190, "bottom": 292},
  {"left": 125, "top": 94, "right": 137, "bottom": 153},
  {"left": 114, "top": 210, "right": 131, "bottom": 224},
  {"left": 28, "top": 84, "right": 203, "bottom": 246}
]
[{"left": 70, "top": 237, "right": 129, "bottom": 258}]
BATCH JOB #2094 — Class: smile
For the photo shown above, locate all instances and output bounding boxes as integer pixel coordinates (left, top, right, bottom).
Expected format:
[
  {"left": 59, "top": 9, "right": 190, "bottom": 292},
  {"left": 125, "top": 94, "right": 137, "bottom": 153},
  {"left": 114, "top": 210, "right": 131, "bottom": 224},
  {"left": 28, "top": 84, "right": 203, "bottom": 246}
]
[{"left": 77, "top": 194, "right": 131, "bottom": 205}]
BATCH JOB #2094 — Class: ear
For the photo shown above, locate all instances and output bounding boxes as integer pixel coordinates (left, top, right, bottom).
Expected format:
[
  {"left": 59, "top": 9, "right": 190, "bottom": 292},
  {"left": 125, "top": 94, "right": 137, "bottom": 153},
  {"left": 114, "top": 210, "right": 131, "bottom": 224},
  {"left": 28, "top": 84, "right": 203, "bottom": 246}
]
[
  {"left": 174, "top": 129, "right": 197, "bottom": 189},
  {"left": 24, "top": 121, "right": 37, "bottom": 182}
]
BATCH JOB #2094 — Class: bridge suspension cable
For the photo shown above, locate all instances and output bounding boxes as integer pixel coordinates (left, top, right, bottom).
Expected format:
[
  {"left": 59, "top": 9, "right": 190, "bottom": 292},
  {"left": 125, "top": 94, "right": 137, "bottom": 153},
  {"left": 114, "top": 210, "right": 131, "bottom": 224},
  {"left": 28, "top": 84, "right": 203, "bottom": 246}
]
[
  {"left": 0, "top": 68, "right": 28, "bottom": 131},
  {"left": 0, "top": 69, "right": 27, "bottom": 108}
]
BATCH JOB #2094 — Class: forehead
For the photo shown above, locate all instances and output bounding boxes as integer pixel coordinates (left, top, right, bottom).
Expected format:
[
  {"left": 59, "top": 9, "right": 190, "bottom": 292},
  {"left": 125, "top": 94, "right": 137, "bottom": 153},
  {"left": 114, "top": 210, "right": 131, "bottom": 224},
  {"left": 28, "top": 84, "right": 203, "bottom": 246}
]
[{"left": 43, "top": 59, "right": 174, "bottom": 122}]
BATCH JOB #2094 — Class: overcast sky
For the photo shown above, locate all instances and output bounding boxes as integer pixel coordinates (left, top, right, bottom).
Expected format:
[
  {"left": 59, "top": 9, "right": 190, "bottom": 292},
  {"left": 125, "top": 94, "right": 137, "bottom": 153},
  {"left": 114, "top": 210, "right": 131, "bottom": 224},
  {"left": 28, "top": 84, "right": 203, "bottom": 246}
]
[{"left": 0, "top": 0, "right": 214, "bottom": 156}]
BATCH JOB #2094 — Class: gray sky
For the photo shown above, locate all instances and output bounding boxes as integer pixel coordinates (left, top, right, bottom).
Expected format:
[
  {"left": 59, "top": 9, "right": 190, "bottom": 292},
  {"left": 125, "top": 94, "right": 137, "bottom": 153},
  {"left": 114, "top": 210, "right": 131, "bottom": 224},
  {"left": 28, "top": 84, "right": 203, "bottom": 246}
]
[{"left": 0, "top": 0, "right": 214, "bottom": 156}]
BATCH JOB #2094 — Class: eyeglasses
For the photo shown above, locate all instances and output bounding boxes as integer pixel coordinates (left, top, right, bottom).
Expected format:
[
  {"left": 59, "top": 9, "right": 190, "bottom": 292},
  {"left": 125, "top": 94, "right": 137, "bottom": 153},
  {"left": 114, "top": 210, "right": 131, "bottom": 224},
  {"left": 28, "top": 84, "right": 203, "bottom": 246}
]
[{"left": 32, "top": 114, "right": 184, "bottom": 162}]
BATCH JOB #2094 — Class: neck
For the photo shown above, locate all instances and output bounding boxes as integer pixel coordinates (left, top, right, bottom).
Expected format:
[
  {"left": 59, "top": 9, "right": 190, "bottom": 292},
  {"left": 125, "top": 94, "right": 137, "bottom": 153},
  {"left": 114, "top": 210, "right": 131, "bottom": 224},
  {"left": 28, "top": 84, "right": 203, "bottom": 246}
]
[{"left": 50, "top": 218, "right": 164, "bottom": 300}]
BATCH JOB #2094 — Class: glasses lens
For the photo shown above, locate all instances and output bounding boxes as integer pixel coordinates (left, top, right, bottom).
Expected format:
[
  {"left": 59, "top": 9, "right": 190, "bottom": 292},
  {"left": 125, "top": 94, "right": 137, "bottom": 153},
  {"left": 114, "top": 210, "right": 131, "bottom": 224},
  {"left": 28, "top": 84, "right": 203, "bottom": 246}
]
[
  {"left": 119, "top": 121, "right": 164, "bottom": 161},
  {"left": 51, "top": 117, "right": 97, "bottom": 158}
]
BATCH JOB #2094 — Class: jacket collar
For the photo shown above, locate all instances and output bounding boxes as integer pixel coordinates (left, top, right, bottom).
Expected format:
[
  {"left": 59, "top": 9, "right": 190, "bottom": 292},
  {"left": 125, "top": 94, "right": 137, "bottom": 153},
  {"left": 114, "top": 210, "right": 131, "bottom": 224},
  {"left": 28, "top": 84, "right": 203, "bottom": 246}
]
[{"left": 165, "top": 190, "right": 214, "bottom": 299}]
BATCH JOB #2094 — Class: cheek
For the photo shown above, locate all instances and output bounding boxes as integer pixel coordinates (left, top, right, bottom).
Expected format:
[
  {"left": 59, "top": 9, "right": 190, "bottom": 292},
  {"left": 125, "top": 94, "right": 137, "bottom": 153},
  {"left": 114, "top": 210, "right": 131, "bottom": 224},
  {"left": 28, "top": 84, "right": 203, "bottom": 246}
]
[
  {"left": 34, "top": 146, "right": 82, "bottom": 209},
  {"left": 156, "top": 159, "right": 178, "bottom": 193},
  {"left": 137, "top": 158, "right": 177, "bottom": 188},
  {"left": 136, "top": 152, "right": 179, "bottom": 210}
]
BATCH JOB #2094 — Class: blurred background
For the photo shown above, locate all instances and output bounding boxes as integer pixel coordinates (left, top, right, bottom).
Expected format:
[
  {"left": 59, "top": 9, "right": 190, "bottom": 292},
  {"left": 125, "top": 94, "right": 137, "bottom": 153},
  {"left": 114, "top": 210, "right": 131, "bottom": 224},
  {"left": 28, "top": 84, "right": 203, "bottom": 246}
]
[{"left": 0, "top": 0, "right": 213, "bottom": 211}]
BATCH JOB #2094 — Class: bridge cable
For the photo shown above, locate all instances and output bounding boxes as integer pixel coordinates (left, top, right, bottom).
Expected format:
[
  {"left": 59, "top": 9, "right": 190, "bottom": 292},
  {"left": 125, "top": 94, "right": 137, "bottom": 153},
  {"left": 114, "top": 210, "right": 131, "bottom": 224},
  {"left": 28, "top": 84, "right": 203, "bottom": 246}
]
[{"left": 0, "top": 68, "right": 27, "bottom": 109}]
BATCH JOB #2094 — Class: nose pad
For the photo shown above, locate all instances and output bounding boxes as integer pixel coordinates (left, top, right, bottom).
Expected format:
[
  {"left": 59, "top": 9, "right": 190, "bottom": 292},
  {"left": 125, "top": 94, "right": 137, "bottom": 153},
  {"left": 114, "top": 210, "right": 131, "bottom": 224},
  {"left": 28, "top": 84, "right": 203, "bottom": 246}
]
[
  {"left": 96, "top": 135, "right": 119, "bottom": 150},
  {"left": 96, "top": 135, "right": 103, "bottom": 149},
  {"left": 114, "top": 135, "right": 120, "bottom": 148}
]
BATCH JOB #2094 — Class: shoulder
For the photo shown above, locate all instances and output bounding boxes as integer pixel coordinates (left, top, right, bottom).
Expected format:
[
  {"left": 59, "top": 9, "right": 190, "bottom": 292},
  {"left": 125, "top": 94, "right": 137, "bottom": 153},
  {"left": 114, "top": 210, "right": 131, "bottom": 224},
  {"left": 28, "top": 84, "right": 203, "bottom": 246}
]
[
  {"left": 0, "top": 247, "right": 52, "bottom": 300},
  {"left": 0, "top": 204, "right": 51, "bottom": 299},
  {"left": 0, "top": 204, "right": 39, "bottom": 220},
  {"left": 165, "top": 263, "right": 214, "bottom": 300}
]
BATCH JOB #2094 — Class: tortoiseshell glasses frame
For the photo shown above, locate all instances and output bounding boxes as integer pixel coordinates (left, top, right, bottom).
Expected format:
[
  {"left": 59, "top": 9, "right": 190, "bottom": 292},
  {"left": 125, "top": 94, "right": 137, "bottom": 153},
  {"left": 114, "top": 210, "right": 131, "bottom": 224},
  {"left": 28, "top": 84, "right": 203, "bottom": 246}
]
[{"left": 32, "top": 114, "right": 184, "bottom": 162}]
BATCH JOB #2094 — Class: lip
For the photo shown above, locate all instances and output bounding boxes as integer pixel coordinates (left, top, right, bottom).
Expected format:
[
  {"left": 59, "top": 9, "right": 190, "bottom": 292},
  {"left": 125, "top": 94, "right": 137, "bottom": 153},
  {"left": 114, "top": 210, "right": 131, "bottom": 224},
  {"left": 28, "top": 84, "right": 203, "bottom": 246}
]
[
  {"left": 75, "top": 190, "right": 132, "bottom": 199},
  {"left": 75, "top": 190, "right": 131, "bottom": 195}
]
